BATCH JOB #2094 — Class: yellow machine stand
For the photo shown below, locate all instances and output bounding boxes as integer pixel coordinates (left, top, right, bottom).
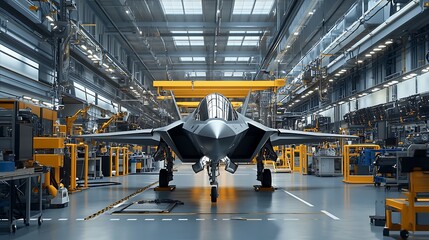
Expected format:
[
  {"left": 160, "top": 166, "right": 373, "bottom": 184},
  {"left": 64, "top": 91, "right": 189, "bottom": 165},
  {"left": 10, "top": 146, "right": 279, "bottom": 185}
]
[
  {"left": 33, "top": 137, "right": 65, "bottom": 189},
  {"left": 290, "top": 145, "right": 307, "bottom": 174},
  {"left": 343, "top": 144, "right": 380, "bottom": 184},
  {"left": 384, "top": 168, "right": 429, "bottom": 238},
  {"left": 109, "top": 147, "right": 129, "bottom": 177},
  {"left": 66, "top": 143, "right": 89, "bottom": 192}
]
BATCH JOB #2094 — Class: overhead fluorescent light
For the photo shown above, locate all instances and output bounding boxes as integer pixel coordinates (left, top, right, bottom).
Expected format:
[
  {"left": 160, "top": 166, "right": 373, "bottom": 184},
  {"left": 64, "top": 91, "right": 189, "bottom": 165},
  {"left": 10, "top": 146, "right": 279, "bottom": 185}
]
[
  {"left": 80, "top": 45, "right": 87, "bottom": 50},
  {"left": 365, "top": 54, "right": 372, "bottom": 57},
  {"left": 46, "top": 15, "right": 54, "bottom": 22},
  {"left": 385, "top": 39, "right": 393, "bottom": 44},
  {"left": 328, "top": 79, "right": 334, "bottom": 82},
  {"left": 373, "top": 48, "right": 382, "bottom": 51},
  {"left": 378, "top": 45, "right": 386, "bottom": 48},
  {"left": 383, "top": 84, "right": 390, "bottom": 87},
  {"left": 357, "top": 60, "right": 363, "bottom": 63},
  {"left": 42, "top": 102, "right": 53, "bottom": 107},
  {"left": 338, "top": 101, "right": 345, "bottom": 105},
  {"left": 371, "top": 88, "right": 380, "bottom": 92},
  {"left": 23, "top": 96, "right": 32, "bottom": 100}
]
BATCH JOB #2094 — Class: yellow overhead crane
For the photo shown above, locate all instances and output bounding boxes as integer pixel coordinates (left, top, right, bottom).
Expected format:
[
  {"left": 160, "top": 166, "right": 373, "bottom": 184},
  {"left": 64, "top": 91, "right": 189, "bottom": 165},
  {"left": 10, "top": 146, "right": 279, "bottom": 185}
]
[
  {"left": 154, "top": 79, "right": 285, "bottom": 99},
  {"left": 176, "top": 102, "right": 243, "bottom": 108}
]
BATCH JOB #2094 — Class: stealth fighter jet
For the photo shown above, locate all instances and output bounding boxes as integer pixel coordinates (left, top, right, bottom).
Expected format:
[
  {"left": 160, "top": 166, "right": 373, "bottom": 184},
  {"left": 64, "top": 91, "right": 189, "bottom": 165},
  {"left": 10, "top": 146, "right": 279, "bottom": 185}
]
[{"left": 78, "top": 93, "right": 357, "bottom": 202}]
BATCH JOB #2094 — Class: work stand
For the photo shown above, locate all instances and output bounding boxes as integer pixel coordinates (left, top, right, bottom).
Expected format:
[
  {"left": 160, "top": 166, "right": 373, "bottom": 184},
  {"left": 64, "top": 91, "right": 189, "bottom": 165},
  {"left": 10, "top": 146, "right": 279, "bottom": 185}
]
[
  {"left": 154, "top": 185, "right": 176, "bottom": 191},
  {"left": 253, "top": 185, "right": 276, "bottom": 192}
]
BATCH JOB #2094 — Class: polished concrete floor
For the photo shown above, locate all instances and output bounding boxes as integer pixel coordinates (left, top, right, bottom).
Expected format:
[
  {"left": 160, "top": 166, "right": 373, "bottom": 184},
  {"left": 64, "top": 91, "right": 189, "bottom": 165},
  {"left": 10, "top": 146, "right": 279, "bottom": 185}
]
[{"left": 2, "top": 164, "right": 429, "bottom": 240}]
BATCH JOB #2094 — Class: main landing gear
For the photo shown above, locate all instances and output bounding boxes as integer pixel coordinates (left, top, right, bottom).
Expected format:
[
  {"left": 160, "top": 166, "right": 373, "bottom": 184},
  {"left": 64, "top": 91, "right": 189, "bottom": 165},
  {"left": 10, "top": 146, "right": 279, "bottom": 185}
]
[
  {"left": 256, "top": 141, "right": 276, "bottom": 189},
  {"left": 154, "top": 141, "right": 174, "bottom": 189}
]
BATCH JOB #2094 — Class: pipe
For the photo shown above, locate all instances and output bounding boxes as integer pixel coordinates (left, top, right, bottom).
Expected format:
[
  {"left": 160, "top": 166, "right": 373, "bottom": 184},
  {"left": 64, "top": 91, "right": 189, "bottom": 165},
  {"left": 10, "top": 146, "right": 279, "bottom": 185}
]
[
  {"left": 255, "top": 0, "right": 300, "bottom": 79},
  {"left": 94, "top": 0, "right": 156, "bottom": 81}
]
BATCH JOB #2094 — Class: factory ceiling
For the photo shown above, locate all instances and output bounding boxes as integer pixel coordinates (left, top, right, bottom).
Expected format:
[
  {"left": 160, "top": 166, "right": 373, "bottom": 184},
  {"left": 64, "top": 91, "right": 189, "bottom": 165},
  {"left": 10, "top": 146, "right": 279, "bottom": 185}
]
[{"left": 88, "top": 0, "right": 356, "bottom": 83}]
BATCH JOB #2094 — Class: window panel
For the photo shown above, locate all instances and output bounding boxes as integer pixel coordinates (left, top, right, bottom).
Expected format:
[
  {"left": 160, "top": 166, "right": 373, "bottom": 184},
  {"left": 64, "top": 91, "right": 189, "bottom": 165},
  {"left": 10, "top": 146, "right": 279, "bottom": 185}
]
[{"left": 224, "top": 57, "right": 238, "bottom": 62}]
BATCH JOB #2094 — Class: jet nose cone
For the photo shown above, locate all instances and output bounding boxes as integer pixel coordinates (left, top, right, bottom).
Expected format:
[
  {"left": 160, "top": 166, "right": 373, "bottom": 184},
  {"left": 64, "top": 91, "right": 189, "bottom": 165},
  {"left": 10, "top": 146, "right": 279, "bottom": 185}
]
[{"left": 199, "top": 120, "right": 234, "bottom": 139}]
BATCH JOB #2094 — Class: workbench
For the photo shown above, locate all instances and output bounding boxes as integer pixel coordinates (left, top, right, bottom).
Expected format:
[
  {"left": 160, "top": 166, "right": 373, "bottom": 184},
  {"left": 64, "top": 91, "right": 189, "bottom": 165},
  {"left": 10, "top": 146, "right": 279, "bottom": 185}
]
[
  {"left": 0, "top": 168, "right": 43, "bottom": 233},
  {"left": 312, "top": 156, "right": 342, "bottom": 176}
]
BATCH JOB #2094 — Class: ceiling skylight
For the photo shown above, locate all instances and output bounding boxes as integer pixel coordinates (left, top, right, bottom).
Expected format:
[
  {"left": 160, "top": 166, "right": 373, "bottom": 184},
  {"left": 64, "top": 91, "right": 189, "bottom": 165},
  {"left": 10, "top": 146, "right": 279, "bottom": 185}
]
[
  {"left": 172, "top": 31, "right": 204, "bottom": 46},
  {"left": 188, "top": 72, "right": 206, "bottom": 77},
  {"left": 160, "top": 0, "right": 202, "bottom": 15},
  {"left": 223, "top": 72, "right": 243, "bottom": 77},
  {"left": 237, "top": 57, "right": 250, "bottom": 61},
  {"left": 227, "top": 31, "right": 261, "bottom": 46},
  {"left": 224, "top": 57, "right": 250, "bottom": 62},
  {"left": 227, "top": 36, "right": 259, "bottom": 46},
  {"left": 253, "top": 0, "right": 275, "bottom": 14},
  {"left": 180, "top": 57, "right": 205, "bottom": 62},
  {"left": 233, "top": 0, "right": 275, "bottom": 15},
  {"left": 225, "top": 57, "right": 238, "bottom": 62}
]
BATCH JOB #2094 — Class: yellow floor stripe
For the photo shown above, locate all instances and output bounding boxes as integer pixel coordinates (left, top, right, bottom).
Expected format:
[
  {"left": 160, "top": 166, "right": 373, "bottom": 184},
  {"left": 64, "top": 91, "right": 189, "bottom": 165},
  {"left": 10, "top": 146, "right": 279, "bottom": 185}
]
[{"left": 84, "top": 181, "right": 159, "bottom": 220}]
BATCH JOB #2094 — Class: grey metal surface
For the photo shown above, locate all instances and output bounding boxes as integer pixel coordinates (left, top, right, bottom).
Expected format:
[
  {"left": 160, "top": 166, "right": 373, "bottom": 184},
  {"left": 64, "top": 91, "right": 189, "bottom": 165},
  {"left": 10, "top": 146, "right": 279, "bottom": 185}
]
[{"left": 2, "top": 164, "right": 428, "bottom": 239}]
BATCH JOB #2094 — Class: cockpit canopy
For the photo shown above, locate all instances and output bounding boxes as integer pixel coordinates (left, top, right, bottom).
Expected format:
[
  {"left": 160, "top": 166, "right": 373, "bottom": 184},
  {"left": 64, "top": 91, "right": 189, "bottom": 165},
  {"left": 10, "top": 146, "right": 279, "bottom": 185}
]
[{"left": 194, "top": 93, "right": 238, "bottom": 121}]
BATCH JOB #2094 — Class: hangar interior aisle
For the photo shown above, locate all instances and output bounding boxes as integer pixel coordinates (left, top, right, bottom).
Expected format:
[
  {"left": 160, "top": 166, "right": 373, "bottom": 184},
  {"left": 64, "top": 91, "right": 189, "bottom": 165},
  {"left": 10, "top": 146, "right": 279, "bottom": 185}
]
[{"left": 1, "top": 0, "right": 429, "bottom": 239}]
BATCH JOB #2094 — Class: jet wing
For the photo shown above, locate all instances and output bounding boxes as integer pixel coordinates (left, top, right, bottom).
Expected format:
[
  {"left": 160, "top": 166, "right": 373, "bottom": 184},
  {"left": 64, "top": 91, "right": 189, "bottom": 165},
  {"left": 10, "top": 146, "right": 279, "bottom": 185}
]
[
  {"left": 270, "top": 129, "right": 358, "bottom": 145},
  {"left": 75, "top": 129, "right": 161, "bottom": 146}
]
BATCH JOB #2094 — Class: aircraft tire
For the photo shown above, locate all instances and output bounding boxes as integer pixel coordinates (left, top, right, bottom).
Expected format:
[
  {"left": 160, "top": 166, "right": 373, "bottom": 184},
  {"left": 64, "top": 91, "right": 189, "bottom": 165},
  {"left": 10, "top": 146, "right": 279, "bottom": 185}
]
[
  {"left": 211, "top": 186, "right": 218, "bottom": 203},
  {"left": 261, "top": 169, "right": 272, "bottom": 187},
  {"left": 159, "top": 169, "right": 169, "bottom": 187}
]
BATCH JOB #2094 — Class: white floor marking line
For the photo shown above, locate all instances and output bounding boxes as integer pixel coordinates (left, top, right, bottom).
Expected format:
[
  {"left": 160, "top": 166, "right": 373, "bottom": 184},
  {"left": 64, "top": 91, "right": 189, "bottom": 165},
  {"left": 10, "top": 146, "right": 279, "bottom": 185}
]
[
  {"left": 283, "top": 190, "right": 314, "bottom": 207},
  {"left": 127, "top": 219, "right": 137, "bottom": 221},
  {"left": 247, "top": 219, "right": 262, "bottom": 221},
  {"left": 145, "top": 219, "right": 155, "bottom": 221},
  {"left": 42, "top": 218, "right": 52, "bottom": 221},
  {"left": 58, "top": 218, "right": 68, "bottom": 221},
  {"left": 196, "top": 219, "right": 205, "bottom": 221},
  {"left": 321, "top": 210, "right": 340, "bottom": 220},
  {"left": 283, "top": 218, "right": 299, "bottom": 221},
  {"left": 30, "top": 218, "right": 38, "bottom": 221},
  {"left": 267, "top": 218, "right": 277, "bottom": 221},
  {"left": 162, "top": 219, "right": 172, "bottom": 221},
  {"left": 178, "top": 219, "right": 188, "bottom": 221},
  {"left": 222, "top": 219, "right": 230, "bottom": 221},
  {"left": 110, "top": 219, "right": 120, "bottom": 221},
  {"left": 76, "top": 219, "right": 84, "bottom": 221}
]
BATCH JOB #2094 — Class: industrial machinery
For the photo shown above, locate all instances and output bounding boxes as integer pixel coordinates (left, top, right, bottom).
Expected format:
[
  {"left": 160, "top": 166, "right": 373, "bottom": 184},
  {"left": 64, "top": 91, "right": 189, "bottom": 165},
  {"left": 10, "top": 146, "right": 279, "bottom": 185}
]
[
  {"left": 343, "top": 144, "right": 380, "bottom": 184},
  {"left": 367, "top": 149, "right": 407, "bottom": 189},
  {"left": 33, "top": 137, "right": 70, "bottom": 207},
  {"left": 384, "top": 147, "right": 429, "bottom": 239},
  {"left": 0, "top": 103, "right": 35, "bottom": 168},
  {"left": 65, "top": 105, "right": 91, "bottom": 136},
  {"left": 312, "top": 144, "right": 342, "bottom": 177},
  {"left": 97, "top": 112, "right": 127, "bottom": 133}
]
